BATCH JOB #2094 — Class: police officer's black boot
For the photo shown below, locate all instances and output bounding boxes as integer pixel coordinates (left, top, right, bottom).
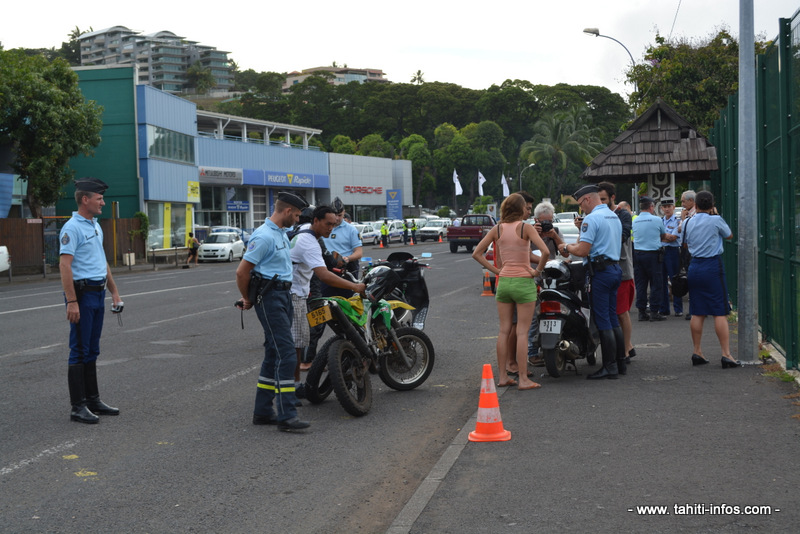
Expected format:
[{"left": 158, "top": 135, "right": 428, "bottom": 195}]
[
  {"left": 84, "top": 361, "right": 119, "bottom": 416},
  {"left": 68, "top": 364, "right": 99, "bottom": 424},
  {"left": 613, "top": 326, "right": 627, "bottom": 376},
  {"left": 587, "top": 330, "right": 619, "bottom": 380}
]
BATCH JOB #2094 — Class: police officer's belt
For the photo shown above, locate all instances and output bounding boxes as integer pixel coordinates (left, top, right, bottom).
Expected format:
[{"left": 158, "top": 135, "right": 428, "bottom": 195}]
[
  {"left": 74, "top": 279, "right": 106, "bottom": 291},
  {"left": 590, "top": 257, "right": 618, "bottom": 270},
  {"left": 251, "top": 272, "right": 292, "bottom": 290},
  {"left": 637, "top": 249, "right": 662, "bottom": 254}
]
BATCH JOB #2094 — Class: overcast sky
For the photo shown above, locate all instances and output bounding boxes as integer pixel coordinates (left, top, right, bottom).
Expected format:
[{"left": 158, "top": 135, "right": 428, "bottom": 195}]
[{"left": 3, "top": 0, "right": 797, "bottom": 98}]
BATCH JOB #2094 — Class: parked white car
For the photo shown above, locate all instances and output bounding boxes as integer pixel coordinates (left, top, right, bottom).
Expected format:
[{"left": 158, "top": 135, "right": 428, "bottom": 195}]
[
  {"left": 353, "top": 223, "right": 380, "bottom": 245},
  {"left": 0, "top": 245, "right": 9, "bottom": 273},
  {"left": 418, "top": 219, "right": 451, "bottom": 241},
  {"left": 198, "top": 232, "right": 245, "bottom": 262},
  {"left": 210, "top": 225, "right": 251, "bottom": 245}
]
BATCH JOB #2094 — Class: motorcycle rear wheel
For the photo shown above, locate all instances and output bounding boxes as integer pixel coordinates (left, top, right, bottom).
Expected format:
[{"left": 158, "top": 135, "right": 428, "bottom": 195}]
[
  {"left": 328, "top": 339, "right": 373, "bottom": 416},
  {"left": 304, "top": 335, "right": 341, "bottom": 404},
  {"left": 543, "top": 347, "right": 566, "bottom": 378},
  {"left": 378, "top": 327, "right": 435, "bottom": 391}
]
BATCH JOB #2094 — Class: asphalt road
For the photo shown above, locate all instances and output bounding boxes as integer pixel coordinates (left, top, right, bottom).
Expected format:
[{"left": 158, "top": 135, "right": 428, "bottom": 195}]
[{"left": 0, "top": 242, "right": 498, "bottom": 533}]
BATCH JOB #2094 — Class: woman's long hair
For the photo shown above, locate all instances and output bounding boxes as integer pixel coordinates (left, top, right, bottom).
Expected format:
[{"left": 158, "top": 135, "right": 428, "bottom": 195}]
[{"left": 500, "top": 193, "right": 526, "bottom": 223}]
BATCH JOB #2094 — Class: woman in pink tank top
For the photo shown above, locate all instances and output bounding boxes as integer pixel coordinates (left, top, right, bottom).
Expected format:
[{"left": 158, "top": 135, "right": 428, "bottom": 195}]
[{"left": 473, "top": 193, "right": 549, "bottom": 389}]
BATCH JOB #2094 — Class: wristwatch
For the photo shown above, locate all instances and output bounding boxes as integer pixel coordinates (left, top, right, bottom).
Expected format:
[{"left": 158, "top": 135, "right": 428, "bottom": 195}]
[{"left": 562, "top": 244, "right": 569, "bottom": 255}]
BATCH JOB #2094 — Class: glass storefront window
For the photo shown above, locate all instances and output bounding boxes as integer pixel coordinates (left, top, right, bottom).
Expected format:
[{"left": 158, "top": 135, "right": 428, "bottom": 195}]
[
  {"left": 146, "top": 202, "right": 190, "bottom": 249},
  {"left": 147, "top": 125, "right": 195, "bottom": 165}
]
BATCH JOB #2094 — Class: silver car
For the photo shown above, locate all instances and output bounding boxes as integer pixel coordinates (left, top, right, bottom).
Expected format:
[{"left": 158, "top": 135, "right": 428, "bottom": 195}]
[{"left": 198, "top": 232, "right": 245, "bottom": 262}]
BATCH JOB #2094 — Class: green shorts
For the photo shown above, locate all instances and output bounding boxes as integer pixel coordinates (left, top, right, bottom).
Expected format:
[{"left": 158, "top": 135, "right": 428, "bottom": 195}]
[{"left": 495, "top": 276, "right": 537, "bottom": 304}]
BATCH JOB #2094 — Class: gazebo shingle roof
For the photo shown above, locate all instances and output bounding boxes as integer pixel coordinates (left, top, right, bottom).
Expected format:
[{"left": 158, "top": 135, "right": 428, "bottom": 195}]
[{"left": 581, "top": 99, "right": 718, "bottom": 183}]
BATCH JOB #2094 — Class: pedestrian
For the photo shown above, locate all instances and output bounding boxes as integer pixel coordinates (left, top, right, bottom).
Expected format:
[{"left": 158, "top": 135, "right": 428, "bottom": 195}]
[
  {"left": 659, "top": 199, "right": 683, "bottom": 316},
  {"left": 186, "top": 232, "right": 200, "bottom": 266},
  {"left": 597, "top": 182, "right": 636, "bottom": 362},
  {"left": 59, "top": 177, "right": 122, "bottom": 424},
  {"left": 235, "top": 191, "right": 311, "bottom": 432},
  {"left": 527, "top": 200, "right": 565, "bottom": 367},
  {"left": 403, "top": 220, "right": 409, "bottom": 245},
  {"left": 678, "top": 190, "right": 697, "bottom": 321},
  {"left": 290, "top": 205, "right": 366, "bottom": 387},
  {"left": 632, "top": 196, "right": 667, "bottom": 322},
  {"left": 682, "top": 191, "right": 737, "bottom": 367},
  {"left": 380, "top": 219, "right": 389, "bottom": 248},
  {"left": 473, "top": 193, "right": 549, "bottom": 390},
  {"left": 559, "top": 184, "right": 625, "bottom": 380},
  {"left": 410, "top": 219, "right": 418, "bottom": 244}
]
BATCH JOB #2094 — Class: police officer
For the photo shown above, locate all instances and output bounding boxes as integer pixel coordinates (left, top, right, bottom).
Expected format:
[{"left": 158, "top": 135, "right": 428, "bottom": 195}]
[
  {"left": 402, "top": 220, "right": 409, "bottom": 245},
  {"left": 322, "top": 197, "right": 363, "bottom": 294},
  {"left": 632, "top": 196, "right": 667, "bottom": 322},
  {"left": 559, "top": 184, "right": 625, "bottom": 380},
  {"left": 380, "top": 219, "right": 389, "bottom": 248},
  {"left": 659, "top": 198, "right": 683, "bottom": 317},
  {"left": 410, "top": 219, "right": 418, "bottom": 244},
  {"left": 235, "top": 191, "right": 310, "bottom": 432},
  {"left": 59, "top": 177, "right": 123, "bottom": 424}
]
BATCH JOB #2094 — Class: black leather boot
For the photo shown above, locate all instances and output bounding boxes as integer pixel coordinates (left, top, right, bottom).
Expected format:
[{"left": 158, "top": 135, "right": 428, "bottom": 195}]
[
  {"left": 613, "top": 326, "right": 627, "bottom": 375},
  {"left": 68, "top": 364, "right": 99, "bottom": 424},
  {"left": 84, "top": 361, "right": 119, "bottom": 416},
  {"left": 587, "top": 330, "right": 619, "bottom": 380}
]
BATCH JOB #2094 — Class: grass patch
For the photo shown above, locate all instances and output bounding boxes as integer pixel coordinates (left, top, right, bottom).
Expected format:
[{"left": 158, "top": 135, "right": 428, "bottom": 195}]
[{"left": 762, "top": 363, "right": 797, "bottom": 382}]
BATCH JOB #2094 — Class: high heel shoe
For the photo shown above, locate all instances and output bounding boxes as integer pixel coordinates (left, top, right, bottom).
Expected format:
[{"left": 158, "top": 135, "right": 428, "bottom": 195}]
[
  {"left": 721, "top": 356, "right": 741, "bottom": 368},
  {"left": 691, "top": 353, "right": 709, "bottom": 366}
]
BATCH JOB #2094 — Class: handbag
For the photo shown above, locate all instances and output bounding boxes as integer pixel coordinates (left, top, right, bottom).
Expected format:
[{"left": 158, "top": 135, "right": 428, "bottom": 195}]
[{"left": 672, "top": 268, "right": 689, "bottom": 298}]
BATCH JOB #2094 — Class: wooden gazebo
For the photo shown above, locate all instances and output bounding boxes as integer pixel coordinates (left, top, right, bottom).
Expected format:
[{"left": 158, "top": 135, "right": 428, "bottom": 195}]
[{"left": 580, "top": 99, "right": 718, "bottom": 204}]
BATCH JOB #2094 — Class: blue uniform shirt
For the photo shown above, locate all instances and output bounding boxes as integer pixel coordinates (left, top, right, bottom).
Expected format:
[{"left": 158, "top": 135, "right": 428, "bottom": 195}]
[
  {"left": 59, "top": 212, "right": 108, "bottom": 280},
  {"left": 663, "top": 214, "right": 680, "bottom": 247},
  {"left": 579, "top": 203, "right": 622, "bottom": 261},
  {"left": 632, "top": 212, "right": 666, "bottom": 251},
  {"left": 323, "top": 220, "right": 362, "bottom": 256},
  {"left": 243, "top": 219, "right": 292, "bottom": 282},
  {"left": 684, "top": 213, "right": 732, "bottom": 258}
]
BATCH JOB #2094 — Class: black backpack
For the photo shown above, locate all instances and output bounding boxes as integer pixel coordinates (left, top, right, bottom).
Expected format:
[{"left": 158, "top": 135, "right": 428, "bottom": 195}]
[{"left": 288, "top": 227, "right": 337, "bottom": 271}]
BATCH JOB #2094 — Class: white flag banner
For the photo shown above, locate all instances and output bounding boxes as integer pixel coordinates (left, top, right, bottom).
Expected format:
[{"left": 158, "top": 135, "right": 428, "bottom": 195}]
[
  {"left": 478, "top": 171, "right": 487, "bottom": 196},
  {"left": 453, "top": 169, "right": 463, "bottom": 196},
  {"left": 501, "top": 174, "right": 510, "bottom": 198}
]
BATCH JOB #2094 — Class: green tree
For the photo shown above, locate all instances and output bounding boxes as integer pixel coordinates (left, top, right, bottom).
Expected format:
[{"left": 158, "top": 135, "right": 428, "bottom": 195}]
[
  {"left": 0, "top": 49, "right": 103, "bottom": 217},
  {"left": 399, "top": 134, "right": 431, "bottom": 204},
  {"left": 57, "top": 26, "right": 90, "bottom": 66},
  {"left": 411, "top": 70, "right": 425, "bottom": 85},
  {"left": 519, "top": 105, "right": 603, "bottom": 199},
  {"left": 626, "top": 29, "right": 770, "bottom": 135},
  {"left": 331, "top": 134, "right": 357, "bottom": 154},
  {"left": 186, "top": 62, "right": 216, "bottom": 94},
  {"left": 357, "top": 133, "right": 393, "bottom": 158}
]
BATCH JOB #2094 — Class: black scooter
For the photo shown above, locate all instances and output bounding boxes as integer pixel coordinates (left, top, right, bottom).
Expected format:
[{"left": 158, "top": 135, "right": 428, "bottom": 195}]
[{"left": 536, "top": 259, "right": 598, "bottom": 377}]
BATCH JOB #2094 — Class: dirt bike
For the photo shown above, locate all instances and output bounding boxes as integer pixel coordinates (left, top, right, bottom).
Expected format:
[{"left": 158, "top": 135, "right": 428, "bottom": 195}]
[
  {"left": 537, "top": 259, "right": 598, "bottom": 378},
  {"left": 303, "top": 253, "right": 434, "bottom": 416}
]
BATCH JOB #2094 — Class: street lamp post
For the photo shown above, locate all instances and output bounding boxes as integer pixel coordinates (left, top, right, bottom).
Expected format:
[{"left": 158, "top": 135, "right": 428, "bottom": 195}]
[
  {"left": 518, "top": 162, "right": 535, "bottom": 192},
  {"left": 583, "top": 27, "right": 637, "bottom": 92}
]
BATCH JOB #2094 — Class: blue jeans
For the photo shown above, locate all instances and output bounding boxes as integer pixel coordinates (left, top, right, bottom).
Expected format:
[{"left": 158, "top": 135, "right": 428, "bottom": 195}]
[
  {"left": 254, "top": 288, "right": 298, "bottom": 422},
  {"left": 660, "top": 247, "right": 683, "bottom": 314},
  {"left": 67, "top": 288, "right": 105, "bottom": 365},
  {"left": 591, "top": 264, "right": 621, "bottom": 331}
]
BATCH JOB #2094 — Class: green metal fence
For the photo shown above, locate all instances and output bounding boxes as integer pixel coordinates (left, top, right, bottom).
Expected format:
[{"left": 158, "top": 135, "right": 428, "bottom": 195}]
[{"left": 709, "top": 15, "right": 799, "bottom": 369}]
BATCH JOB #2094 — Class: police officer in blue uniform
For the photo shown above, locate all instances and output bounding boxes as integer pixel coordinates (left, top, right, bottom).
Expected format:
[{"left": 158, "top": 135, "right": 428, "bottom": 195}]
[
  {"left": 659, "top": 198, "right": 683, "bottom": 316},
  {"left": 559, "top": 184, "right": 625, "bottom": 379},
  {"left": 632, "top": 196, "right": 667, "bottom": 322},
  {"left": 236, "top": 191, "right": 311, "bottom": 432},
  {"left": 59, "top": 177, "right": 123, "bottom": 424}
]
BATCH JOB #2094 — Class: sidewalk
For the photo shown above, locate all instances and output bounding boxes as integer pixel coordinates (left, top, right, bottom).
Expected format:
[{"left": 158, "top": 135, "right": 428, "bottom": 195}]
[
  {"left": 391, "top": 313, "right": 800, "bottom": 533},
  {"left": 1, "top": 258, "right": 193, "bottom": 286}
]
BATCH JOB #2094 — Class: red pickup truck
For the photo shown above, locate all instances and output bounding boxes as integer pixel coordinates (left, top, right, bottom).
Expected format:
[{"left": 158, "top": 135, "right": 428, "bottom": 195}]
[{"left": 446, "top": 214, "right": 497, "bottom": 253}]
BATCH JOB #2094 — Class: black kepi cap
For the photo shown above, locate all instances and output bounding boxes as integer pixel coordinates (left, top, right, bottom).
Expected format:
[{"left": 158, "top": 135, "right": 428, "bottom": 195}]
[
  {"left": 660, "top": 198, "right": 675, "bottom": 205},
  {"left": 572, "top": 184, "right": 599, "bottom": 201},
  {"left": 639, "top": 196, "right": 654, "bottom": 209},
  {"left": 277, "top": 191, "right": 308, "bottom": 210},
  {"left": 74, "top": 177, "right": 109, "bottom": 194}
]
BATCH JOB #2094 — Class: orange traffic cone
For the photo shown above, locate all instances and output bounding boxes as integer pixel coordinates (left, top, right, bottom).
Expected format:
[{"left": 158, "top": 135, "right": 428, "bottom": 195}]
[
  {"left": 438, "top": 235, "right": 443, "bottom": 243},
  {"left": 469, "top": 364, "right": 511, "bottom": 442},
  {"left": 410, "top": 236, "right": 415, "bottom": 246},
  {"left": 480, "top": 271, "right": 493, "bottom": 296},
  {"left": 379, "top": 239, "right": 384, "bottom": 248}
]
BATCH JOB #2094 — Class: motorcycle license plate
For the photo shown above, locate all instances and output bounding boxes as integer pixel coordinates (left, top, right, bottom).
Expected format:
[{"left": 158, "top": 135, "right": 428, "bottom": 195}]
[
  {"left": 307, "top": 306, "right": 332, "bottom": 327},
  {"left": 540, "top": 319, "right": 562, "bottom": 334}
]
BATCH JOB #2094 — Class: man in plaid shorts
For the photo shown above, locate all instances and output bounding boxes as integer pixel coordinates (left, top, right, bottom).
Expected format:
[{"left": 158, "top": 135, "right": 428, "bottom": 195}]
[{"left": 289, "top": 205, "right": 366, "bottom": 397}]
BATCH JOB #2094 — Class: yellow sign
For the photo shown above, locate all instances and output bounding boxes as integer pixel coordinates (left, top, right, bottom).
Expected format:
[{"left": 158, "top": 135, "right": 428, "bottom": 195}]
[
  {"left": 307, "top": 306, "right": 333, "bottom": 327},
  {"left": 188, "top": 181, "right": 200, "bottom": 203},
  {"left": 389, "top": 191, "right": 397, "bottom": 199}
]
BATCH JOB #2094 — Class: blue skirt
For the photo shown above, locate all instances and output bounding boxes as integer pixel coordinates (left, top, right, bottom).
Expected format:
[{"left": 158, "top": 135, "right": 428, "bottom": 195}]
[{"left": 687, "top": 256, "right": 730, "bottom": 316}]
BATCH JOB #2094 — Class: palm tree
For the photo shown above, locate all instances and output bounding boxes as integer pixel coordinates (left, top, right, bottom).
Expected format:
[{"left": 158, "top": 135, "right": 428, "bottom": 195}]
[
  {"left": 519, "top": 105, "right": 604, "bottom": 198},
  {"left": 411, "top": 70, "right": 425, "bottom": 85}
]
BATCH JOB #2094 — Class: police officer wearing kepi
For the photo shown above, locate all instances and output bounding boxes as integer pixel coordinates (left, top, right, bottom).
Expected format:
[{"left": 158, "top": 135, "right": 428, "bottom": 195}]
[
  {"left": 559, "top": 184, "right": 625, "bottom": 380},
  {"left": 59, "top": 177, "right": 122, "bottom": 424},
  {"left": 235, "top": 191, "right": 310, "bottom": 432},
  {"left": 322, "top": 197, "right": 363, "bottom": 296},
  {"left": 659, "top": 198, "right": 683, "bottom": 316},
  {"left": 632, "top": 196, "right": 667, "bottom": 322}
]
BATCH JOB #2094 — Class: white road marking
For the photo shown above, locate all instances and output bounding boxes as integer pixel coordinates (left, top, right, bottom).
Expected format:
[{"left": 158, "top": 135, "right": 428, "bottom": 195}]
[
  {"left": 197, "top": 365, "right": 259, "bottom": 391},
  {"left": 0, "top": 440, "right": 81, "bottom": 476}
]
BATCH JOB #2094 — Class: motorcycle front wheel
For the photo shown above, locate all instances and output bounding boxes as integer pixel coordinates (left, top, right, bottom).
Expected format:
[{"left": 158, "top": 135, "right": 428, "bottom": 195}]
[
  {"left": 378, "top": 327, "right": 435, "bottom": 391},
  {"left": 543, "top": 347, "right": 566, "bottom": 378},
  {"left": 304, "top": 335, "right": 341, "bottom": 404},
  {"left": 328, "top": 339, "right": 373, "bottom": 416}
]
